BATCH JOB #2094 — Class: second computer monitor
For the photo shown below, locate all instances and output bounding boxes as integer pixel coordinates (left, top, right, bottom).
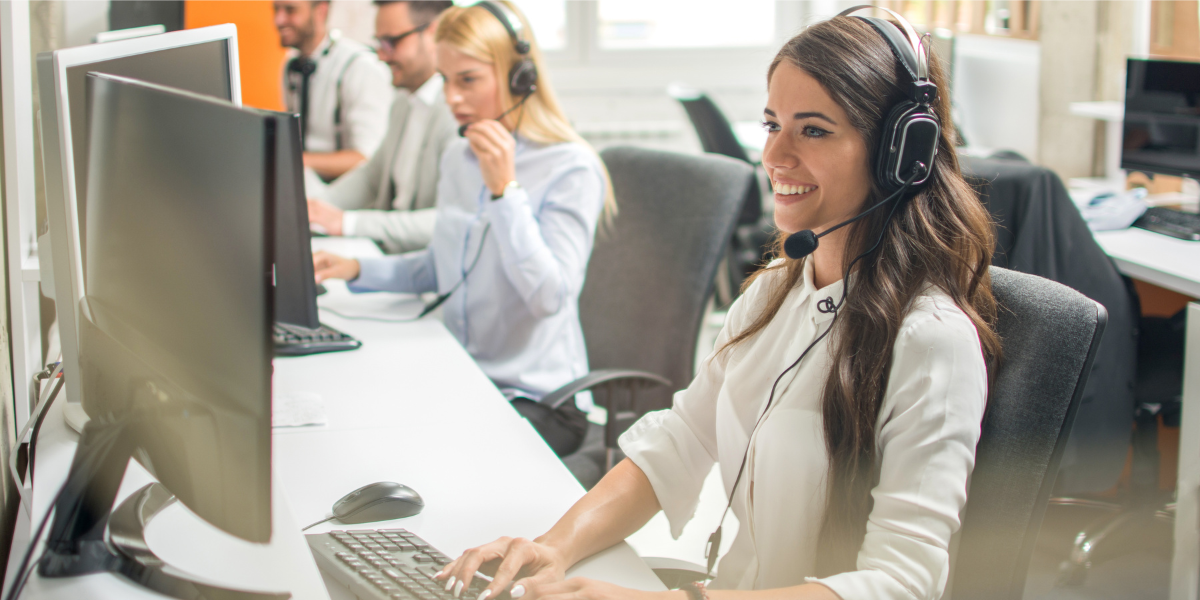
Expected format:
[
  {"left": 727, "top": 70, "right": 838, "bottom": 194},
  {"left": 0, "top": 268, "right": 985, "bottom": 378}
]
[{"left": 38, "top": 24, "right": 240, "bottom": 417}]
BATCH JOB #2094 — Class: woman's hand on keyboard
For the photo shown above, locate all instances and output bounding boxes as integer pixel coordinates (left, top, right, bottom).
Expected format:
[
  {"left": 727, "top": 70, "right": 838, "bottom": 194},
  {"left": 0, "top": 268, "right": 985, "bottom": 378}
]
[
  {"left": 313, "top": 251, "right": 360, "bottom": 284},
  {"left": 435, "top": 536, "right": 565, "bottom": 600}
]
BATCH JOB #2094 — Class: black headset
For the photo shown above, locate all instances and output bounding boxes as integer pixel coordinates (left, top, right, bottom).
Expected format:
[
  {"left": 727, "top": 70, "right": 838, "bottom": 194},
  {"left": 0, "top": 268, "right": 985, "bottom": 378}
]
[
  {"left": 840, "top": 4, "right": 940, "bottom": 192},
  {"left": 475, "top": 1, "right": 538, "bottom": 97},
  {"left": 704, "top": 7, "right": 943, "bottom": 577}
]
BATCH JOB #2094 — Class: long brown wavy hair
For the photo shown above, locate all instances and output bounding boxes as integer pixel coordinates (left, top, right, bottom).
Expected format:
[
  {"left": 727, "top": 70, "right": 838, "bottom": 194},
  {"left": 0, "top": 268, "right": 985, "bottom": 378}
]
[{"left": 722, "top": 16, "right": 1002, "bottom": 575}]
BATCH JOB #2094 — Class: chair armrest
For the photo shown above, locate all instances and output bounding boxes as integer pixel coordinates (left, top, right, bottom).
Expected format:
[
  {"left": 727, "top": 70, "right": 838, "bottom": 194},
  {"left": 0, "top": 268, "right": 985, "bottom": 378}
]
[
  {"left": 540, "top": 369, "right": 672, "bottom": 410},
  {"left": 641, "top": 557, "right": 709, "bottom": 589}
]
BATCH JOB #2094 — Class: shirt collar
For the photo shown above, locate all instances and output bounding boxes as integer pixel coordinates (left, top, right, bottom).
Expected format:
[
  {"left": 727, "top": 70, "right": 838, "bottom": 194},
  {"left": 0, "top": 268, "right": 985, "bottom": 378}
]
[
  {"left": 308, "top": 33, "right": 334, "bottom": 59},
  {"left": 413, "top": 73, "right": 443, "bottom": 106},
  {"left": 800, "top": 258, "right": 846, "bottom": 324}
]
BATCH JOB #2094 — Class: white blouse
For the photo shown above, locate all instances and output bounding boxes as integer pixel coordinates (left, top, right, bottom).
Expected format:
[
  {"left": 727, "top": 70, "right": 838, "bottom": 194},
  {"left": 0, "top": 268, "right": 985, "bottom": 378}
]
[{"left": 619, "top": 259, "right": 988, "bottom": 600}]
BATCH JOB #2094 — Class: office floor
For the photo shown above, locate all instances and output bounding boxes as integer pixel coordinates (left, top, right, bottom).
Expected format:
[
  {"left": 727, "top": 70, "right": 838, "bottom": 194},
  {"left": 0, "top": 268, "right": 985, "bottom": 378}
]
[{"left": 621, "top": 307, "right": 1176, "bottom": 597}]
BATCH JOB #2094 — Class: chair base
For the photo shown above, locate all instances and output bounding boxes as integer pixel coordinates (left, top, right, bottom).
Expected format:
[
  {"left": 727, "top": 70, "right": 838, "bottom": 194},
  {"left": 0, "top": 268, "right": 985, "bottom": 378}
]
[{"left": 1052, "top": 497, "right": 1174, "bottom": 586}]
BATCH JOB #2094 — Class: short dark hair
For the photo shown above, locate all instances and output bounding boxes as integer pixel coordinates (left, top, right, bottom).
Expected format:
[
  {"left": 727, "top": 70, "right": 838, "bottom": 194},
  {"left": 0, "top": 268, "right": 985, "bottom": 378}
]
[{"left": 373, "top": 1, "right": 454, "bottom": 28}]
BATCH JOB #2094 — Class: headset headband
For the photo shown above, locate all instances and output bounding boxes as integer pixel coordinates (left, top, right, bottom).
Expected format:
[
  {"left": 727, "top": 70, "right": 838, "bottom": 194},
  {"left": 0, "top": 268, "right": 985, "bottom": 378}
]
[
  {"left": 476, "top": 1, "right": 530, "bottom": 55},
  {"left": 838, "top": 5, "right": 928, "bottom": 82}
]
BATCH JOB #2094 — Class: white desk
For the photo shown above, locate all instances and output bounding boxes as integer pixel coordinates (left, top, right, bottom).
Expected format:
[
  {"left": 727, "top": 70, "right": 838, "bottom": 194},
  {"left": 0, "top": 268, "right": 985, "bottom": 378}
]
[
  {"left": 1093, "top": 228, "right": 1200, "bottom": 600},
  {"left": 9, "top": 268, "right": 662, "bottom": 598}
]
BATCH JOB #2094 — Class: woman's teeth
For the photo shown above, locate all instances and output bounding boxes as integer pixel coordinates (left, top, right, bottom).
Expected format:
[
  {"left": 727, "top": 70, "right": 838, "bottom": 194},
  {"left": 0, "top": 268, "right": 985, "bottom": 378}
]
[{"left": 774, "top": 182, "right": 816, "bottom": 196}]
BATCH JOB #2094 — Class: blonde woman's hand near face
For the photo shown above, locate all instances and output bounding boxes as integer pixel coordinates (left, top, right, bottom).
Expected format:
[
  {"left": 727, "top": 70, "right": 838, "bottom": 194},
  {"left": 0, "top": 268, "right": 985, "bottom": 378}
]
[
  {"left": 463, "top": 120, "right": 517, "bottom": 197},
  {"left": 312, "top": 251, "right": 360, "bottom": 284}
]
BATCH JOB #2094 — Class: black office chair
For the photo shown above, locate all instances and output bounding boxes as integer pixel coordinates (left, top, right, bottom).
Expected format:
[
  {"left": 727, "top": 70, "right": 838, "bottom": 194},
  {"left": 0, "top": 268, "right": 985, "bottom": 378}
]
[
  {"left": 625, "top": 267, "right": 1108, "bottom": 591},
  {"left": 961, "top": 155, "right": 1144, "bottom": 585},
  {"left": 539, "top": 146, "right": 755, "bottom": 488},
  {"left": 668, "top": 85, "right": 773, "bottom": 305},
  {"left": 946, "top": 266, "right": 1107, "bottom": 599}
]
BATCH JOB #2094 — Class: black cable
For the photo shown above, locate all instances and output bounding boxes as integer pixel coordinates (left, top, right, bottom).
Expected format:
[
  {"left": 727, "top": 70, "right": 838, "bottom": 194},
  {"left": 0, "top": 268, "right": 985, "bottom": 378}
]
[
  {"left": 5, "top": 422, "right": 126, "bottom": 600},
  {"left": 27, "top": 376, "right": 65, "bottom": 488},
  {"left": 301, "top": 515, "right": 337, "bottom": 531},
  {"left": 704, "top": 175, "right": 917, "bottom": 577}
]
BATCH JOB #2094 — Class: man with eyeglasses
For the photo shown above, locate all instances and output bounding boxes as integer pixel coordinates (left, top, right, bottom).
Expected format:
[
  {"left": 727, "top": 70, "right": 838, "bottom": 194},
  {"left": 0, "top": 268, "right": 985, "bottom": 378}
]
[
  {"left": 275, "top": 1, "right": 392, "bottom": 183},
  {"left": 307, "top": 0, "right": 456, "bottom": 254}
]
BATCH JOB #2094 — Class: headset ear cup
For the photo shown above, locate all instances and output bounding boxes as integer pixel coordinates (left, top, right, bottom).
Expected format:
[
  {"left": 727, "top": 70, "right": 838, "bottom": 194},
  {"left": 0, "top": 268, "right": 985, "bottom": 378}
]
[
  {"left": 509, "top": 59, "right": 538, "bottom": 97},
  {"left": 875, "top": 101, "right": 940, "bottom": 192}
]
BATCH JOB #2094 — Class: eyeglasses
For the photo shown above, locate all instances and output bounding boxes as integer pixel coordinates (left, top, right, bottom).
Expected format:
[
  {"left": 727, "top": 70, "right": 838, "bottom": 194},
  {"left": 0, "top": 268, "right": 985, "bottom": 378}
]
[{"left": 374, "top": 22, "right": 430, "bottom": 53}]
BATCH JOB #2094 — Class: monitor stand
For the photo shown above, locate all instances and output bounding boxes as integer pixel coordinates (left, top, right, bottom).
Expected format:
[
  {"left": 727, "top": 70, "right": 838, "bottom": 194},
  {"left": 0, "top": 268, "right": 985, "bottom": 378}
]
[
  {"left": 37, "top": 415, "right": 289, "bottom": 600},
  {"left": 62, "top": 402, "right": 89, "bottom": 434}
]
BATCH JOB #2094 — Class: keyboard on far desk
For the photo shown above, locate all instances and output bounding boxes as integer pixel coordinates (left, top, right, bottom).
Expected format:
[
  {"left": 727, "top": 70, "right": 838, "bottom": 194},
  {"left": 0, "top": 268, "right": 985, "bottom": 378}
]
[
  {"left": 275, "top": 322, "right": 362, "bottom": 356},
  {"left": 1133, "top": 206, "right": 1200, "bottom": 241},
  {"left": 308, "top": 529, "right": 489, "bottom": 600}
]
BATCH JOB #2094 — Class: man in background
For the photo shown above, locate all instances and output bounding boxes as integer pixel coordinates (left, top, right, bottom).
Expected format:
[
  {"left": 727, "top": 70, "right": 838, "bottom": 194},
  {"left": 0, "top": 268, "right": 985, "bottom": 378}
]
[
  {"left": 275, "top": 0, "right": 392, "bottom": 182},
  {"left": 306, "top": 0, "right": 455, "bottom": 254}
]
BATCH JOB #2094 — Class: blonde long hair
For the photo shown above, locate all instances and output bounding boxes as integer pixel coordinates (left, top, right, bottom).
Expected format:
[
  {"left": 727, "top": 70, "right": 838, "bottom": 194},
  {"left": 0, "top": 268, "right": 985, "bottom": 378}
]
[{"left": 435, "top": 1, "right": 615, "bottom": 214}]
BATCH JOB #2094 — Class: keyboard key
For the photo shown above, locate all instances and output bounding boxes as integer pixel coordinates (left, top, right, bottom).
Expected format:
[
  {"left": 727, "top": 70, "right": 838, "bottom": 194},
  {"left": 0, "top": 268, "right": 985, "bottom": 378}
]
[{"left": 412, "top": 554, "right": 435, "bottom": 563}]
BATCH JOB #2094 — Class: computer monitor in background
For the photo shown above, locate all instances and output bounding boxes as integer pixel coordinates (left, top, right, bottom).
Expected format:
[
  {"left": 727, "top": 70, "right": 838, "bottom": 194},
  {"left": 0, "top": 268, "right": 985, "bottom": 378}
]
[
  {"left": 1122, "top": 58, "right": 1200, "bottom": 179},
  {"left": 36, "top": 73, "right": 278, "bottom": 598},
  {"left": 270, "top": 112, "right": 362, "bottom": 356},
  {"left": 37, "top": 24, "right": 239, "bottom": 428}
]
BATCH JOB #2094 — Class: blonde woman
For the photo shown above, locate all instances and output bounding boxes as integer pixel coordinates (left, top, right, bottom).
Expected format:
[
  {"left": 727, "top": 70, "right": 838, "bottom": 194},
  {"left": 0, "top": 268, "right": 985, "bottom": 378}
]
[{"left": 313, "top": 1, "right": 611, "bottom": 457}]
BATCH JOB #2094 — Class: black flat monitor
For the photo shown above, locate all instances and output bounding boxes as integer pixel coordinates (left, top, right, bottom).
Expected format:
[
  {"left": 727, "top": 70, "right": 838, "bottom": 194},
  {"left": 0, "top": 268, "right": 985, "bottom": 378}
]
[
  {"left": 1122, "top": 58, "right": 1200, "bottom": 178},
  {"left": 37, "top": 73, "right": 283, "bottom": 599},
  {"left": 273, "top": 112, "right": 322, "bottom": 330}
]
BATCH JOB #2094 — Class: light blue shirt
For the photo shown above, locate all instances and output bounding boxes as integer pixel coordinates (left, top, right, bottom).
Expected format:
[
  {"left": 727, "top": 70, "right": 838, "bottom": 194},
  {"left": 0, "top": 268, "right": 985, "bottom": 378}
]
[{"left": 350, "top": 135, "right": 606, "bottom": 410}]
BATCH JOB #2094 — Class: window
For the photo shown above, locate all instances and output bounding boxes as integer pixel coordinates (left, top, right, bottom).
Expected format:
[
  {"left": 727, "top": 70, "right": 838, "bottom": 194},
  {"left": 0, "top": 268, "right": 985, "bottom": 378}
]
[
  {"left": 596, "top": 0, "right": 775, "bottom": 50},
  {"left": 512, "top": 0, "right": 567, "bottom": 52}
]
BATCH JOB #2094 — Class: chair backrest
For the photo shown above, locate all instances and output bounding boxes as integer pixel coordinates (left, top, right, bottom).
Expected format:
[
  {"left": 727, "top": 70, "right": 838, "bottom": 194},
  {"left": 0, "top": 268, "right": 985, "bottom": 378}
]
[
  {"left": 582, "top": 147, "right": 754, "bottom": 429},
  {"left": 948, "top": 266, "right": 1107, "bottom": 600},
  {"left": 674, "top": 93, "right": 751, "bottom": 163},
  {"left": 671, "top": 92, "right": 761, "bottom": 226}
]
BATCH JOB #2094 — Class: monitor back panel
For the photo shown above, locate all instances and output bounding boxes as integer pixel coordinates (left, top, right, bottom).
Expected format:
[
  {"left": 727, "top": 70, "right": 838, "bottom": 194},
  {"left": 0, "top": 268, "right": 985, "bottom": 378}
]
[{"left": 82, "top": 72, "right": 272, "bottom": 543}]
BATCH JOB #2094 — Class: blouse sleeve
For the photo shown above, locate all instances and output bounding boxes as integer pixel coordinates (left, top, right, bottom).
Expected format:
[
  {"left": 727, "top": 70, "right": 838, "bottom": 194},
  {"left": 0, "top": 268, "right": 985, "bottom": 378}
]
[
  {"left": 618, "top": 274, "right": 767, "bottom": 539},
  {"left": 349, "top": 249, "right": 438, "bottom": 295},
  {"left": 482, "top": 156, "right": 605, "bottom": 318},
  {"left": 812, "top": 300, "right": 988, "bottom": 600}
]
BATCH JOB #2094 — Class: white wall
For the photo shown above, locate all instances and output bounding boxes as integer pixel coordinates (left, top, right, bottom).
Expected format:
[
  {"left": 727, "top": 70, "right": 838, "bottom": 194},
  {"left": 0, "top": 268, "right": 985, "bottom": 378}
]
[
  {"left": 953, "top": 34, "right": 1042, "bottom": 161},
  {"left": 61, "top": 0, "right": 107, "bottom": 48}
]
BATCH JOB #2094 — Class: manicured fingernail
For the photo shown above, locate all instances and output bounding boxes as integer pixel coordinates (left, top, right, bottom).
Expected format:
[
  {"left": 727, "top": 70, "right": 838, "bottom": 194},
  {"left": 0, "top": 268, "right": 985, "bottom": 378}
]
[
  {"left": 454, "top": 581, "right": 464, "bottom": 598},
  {"left": 445, "top": 576, "right": 456, "bottom": 591},
  {"left": 511, "top": 584, "right": 525, "bottom": 599},
  {"left": 477, "top": 590, "right": 492, "bottom": 600},
  {"left": 434, "top": 571, "right": 444, "bottom": 579}
]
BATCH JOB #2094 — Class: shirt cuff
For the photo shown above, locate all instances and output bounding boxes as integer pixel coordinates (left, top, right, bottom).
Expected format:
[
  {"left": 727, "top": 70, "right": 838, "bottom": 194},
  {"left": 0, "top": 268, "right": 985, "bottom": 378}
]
[
  {"left": 347, "top": 257, "right": 389, "bottom": 293},
  {"left": 341, "top": 211, "right": 358, "bottom": 237}
]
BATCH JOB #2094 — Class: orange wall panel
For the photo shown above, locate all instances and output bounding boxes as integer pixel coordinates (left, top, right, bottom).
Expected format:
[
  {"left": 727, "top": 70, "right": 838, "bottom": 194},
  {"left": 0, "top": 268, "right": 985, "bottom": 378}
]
[{"left": 185, "top": 1, "right": 286, "bottom": 111}]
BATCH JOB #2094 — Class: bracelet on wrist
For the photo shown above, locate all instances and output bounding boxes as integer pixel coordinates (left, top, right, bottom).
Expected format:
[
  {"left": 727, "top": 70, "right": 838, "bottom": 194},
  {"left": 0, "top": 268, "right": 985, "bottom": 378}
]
[{"left": 683, "top": 581, "right": 709, "bottom": 600}]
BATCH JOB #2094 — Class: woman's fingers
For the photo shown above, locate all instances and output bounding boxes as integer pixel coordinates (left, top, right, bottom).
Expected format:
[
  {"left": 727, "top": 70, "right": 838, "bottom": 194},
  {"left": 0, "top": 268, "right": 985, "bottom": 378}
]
[
  {"left": 443, "top": 544, "right": 503, "bottom": 598},
  {"left": 480, "top": 538, "right": 541, "bottom": 599}
]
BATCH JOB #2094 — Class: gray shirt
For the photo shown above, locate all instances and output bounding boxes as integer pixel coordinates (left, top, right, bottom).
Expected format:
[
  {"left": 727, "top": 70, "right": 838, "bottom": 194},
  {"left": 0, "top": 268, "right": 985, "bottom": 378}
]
[{"left": 324, "top": 75, "right": 456, "bottom": 254}]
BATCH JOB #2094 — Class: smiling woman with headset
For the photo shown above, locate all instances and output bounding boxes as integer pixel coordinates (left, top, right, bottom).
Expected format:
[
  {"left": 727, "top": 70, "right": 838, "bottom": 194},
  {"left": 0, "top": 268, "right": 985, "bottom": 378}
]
[
  {"left": 432, "top": 7, "right": 1001, "bottom": 600},
  {"left": 313, "top": 0, "right": 614, "bottom": 457}
]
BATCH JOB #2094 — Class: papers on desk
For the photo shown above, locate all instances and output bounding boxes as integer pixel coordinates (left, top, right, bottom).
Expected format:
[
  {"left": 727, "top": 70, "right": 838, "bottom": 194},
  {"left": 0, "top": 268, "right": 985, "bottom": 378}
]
[
  {"left": 273, "top": 391, "right": 328, "bottom": 428},
  {"left": 1075, "top": 187, "right": 1149, "bottom": 232}
]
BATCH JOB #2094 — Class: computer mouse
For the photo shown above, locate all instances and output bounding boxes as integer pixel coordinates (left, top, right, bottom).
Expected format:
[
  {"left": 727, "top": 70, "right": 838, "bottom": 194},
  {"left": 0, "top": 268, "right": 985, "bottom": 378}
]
[{"left": 333, "top": 481, "right": 424, "bottom": 524}]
